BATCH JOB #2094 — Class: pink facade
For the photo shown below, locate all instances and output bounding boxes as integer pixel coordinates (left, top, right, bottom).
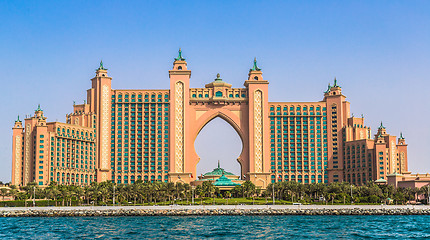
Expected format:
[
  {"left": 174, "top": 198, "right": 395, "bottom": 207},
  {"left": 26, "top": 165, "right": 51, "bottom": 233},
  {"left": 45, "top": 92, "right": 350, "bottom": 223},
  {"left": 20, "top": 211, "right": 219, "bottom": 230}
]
[
  {"left": 387, "top": 173, "right": 430, "bottom": 189},
  {"left": 12, "top": 50, "right": 409, "bottom": 188}
]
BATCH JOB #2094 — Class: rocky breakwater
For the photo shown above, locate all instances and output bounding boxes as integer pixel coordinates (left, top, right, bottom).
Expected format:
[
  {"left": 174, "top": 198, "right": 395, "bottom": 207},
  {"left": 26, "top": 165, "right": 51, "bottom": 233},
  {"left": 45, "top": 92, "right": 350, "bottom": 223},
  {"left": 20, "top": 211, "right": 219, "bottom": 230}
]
[{"left": 1, "top": 207, "right": 430, "bottom": 217}]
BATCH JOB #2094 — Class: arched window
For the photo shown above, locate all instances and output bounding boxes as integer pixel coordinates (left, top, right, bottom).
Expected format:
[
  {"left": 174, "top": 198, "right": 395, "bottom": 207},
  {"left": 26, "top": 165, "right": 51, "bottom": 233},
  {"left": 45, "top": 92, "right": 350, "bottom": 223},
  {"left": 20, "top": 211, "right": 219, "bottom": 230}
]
[
  {"left": 215, "top": 91, "right": 223, "bottom": 97},
  {"left": 254, "top": 76, "right": 258, "bottom": 80},
  {"left": 178, "top": 66, "right": 182, "bottom": 70}
]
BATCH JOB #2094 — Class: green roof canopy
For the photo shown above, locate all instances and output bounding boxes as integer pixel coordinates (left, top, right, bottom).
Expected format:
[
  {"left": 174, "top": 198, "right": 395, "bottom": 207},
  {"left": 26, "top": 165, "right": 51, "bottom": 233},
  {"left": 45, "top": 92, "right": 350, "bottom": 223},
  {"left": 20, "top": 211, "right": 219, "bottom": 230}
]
[
  {"left": 213, "top": 174, "right": 240, "bottom": 186},
  {"left": 203, "top": 161, "right": 235, "bottom": 177},
  {"left": 375, "top": 178, "right": 387, "bottom": 183}
]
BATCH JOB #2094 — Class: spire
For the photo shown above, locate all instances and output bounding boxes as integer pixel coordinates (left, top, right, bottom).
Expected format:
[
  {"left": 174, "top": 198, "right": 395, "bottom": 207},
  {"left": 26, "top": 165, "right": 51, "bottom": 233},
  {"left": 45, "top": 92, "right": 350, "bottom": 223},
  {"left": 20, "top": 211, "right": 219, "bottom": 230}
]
[
  {"left": 333, "top": 77, "right": 339, "bottom": 87},
  {"left": 97, "top": 60, "right": 107, "bottom": 70},
  {"left": 35, "top": 104, "right": 42, "bottom": 112},
  {"left": 379, "top": 121, "right": 385, "bottom": 129},
  {"left": 217, "top": 160, "right": 220, "bottom": 169},
  {"left": 175, "top": 48, "right": 185, "bottom": 61},
  {"left": 16, "top": 115, "right": 21, "bottom": 122},
  {"left": 250, "top": 57, "right": 261, "bottom": 71},
  {"left": 400, "top": 132, "right": 404, "bottom": 139}
]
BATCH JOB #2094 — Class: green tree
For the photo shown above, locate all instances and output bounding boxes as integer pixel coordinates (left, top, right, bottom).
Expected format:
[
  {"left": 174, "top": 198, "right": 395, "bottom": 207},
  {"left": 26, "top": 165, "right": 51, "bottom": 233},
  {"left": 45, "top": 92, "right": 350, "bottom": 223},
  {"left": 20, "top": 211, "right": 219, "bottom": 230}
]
[
  {"left": 242, "top": 181, "right": 256, "bottom": 198},
  {"left": 0, "top": 188, "right": 9, "bottom": 201}
]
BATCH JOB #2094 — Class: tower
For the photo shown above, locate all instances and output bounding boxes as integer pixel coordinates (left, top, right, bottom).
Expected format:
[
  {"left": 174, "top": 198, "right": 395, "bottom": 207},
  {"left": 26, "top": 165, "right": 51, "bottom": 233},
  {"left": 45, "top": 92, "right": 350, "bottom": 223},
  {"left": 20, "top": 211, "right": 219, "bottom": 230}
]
[
  {"left": 168, "top": 49, "right": 193, "bottom": 183},
  {"left": 244, "top": 58, "right": 271, "bottom": 187},
  {"left": 324, "top": 78, "right": 348, "bottom": 182},
  {"left": 89, "top": 61, "right": 112, "bottom": 182},
  {"left": 12, "top": 116, "right": 24, "bottom": 186},
  {"left": 397, "top": 132, "right": 408, "bottom": 173}
]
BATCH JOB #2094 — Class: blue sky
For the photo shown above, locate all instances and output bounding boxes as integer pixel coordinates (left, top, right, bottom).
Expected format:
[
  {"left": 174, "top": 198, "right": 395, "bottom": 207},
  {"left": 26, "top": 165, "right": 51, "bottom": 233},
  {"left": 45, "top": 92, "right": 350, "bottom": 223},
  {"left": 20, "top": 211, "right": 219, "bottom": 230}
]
[{"left": 0, "top": 1, "right": 429, "bottom": 182}]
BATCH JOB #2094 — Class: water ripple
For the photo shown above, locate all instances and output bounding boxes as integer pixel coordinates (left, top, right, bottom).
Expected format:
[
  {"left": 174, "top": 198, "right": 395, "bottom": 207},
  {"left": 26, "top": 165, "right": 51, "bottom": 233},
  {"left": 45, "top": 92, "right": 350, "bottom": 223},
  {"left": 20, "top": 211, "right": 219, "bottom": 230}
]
[{"left": 1, "top": 215, "right": 430, "bottom": 239}]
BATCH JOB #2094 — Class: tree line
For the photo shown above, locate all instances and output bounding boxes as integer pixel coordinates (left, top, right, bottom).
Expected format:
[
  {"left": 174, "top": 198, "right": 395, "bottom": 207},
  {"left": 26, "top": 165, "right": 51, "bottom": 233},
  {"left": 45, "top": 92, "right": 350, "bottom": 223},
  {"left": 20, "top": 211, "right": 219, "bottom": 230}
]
[{"left": 1, "top": 180, "right": 429, "bottom": 206}]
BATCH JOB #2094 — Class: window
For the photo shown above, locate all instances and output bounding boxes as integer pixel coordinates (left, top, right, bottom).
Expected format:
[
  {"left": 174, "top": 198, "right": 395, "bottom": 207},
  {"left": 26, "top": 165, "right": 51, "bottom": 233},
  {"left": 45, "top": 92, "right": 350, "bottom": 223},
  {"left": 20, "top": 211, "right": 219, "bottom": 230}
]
[{"left": 215, "top": 91, "right": 223, "bottom": 97}]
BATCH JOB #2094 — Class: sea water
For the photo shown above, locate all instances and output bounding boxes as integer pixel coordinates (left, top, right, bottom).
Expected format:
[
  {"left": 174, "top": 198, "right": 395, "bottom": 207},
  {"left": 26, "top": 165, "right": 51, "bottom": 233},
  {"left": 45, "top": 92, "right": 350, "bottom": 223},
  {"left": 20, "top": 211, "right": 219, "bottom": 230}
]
[{"left": 1, "top": 215, "right": 430, "bottom": 239}]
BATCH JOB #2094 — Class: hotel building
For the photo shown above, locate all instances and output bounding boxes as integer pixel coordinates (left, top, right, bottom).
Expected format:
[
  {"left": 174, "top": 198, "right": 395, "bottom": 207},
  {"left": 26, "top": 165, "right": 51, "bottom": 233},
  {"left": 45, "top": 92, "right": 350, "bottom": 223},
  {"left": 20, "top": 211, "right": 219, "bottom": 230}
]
[{"left": 11, "top": 50, "right": 409, "bottom": 188}]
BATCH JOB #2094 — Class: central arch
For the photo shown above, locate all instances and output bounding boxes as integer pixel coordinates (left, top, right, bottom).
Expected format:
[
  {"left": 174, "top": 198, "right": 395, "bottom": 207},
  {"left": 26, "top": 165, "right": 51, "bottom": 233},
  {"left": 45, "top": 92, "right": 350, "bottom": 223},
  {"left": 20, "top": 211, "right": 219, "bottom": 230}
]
[
  {"left": 188, "top": 108, "right": 250, "bottom": 180},
  {"left": 194, "top": 117, "right": 242, "bottom": 177}
]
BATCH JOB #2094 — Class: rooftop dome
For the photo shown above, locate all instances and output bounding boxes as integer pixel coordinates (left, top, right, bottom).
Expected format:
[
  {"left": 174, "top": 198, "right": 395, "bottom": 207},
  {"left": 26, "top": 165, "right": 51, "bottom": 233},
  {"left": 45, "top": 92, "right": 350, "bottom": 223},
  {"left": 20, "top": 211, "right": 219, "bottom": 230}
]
[{"left": 203, "top": 161, "right": 235, "bottom": 177}]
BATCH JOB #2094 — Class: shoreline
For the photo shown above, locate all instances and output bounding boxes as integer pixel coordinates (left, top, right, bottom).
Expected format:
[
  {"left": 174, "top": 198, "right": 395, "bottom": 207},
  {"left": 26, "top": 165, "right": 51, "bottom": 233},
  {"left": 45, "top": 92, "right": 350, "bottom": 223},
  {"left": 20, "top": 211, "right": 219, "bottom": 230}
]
[{"left": 1, "top": 205, "right": 429, "bottom": 217}]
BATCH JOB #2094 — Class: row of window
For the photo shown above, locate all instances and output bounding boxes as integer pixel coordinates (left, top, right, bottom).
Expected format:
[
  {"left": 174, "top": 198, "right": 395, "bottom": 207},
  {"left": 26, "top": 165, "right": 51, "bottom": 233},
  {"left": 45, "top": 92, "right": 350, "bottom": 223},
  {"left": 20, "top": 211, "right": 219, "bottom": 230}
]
[
  {"left": 113, "top": 94, "right": 169, "bottom": 103},
  {"left": 270, "top": 106, "right": 327, "bottom": 111}
]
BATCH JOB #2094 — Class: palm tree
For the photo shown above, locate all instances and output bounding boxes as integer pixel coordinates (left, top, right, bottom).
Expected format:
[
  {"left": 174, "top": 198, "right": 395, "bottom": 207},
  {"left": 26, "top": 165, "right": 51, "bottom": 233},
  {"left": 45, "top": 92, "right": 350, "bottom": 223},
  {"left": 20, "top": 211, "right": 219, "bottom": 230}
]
[
  {"left": 165, "top": 182, "right": 175, "bottom": 203},
  {"left": 183, "top": 183, "right": 191, "bottom": 204},
  {"left": 9, "top": 185, "right": 18, "bottom": 201},
  {"left": 17, "top": 191, "right": 29, "bottom": 206},
  {"left": 196, "top": 185, "right": 204, "bottom": 205},
  {"left": 74, "top": 185, "right": 84, "bottom": 206},
  {"left": 420, "top": 185, "right": 430, "bottom": 204},
  {"left": 83, "top": 186, "right": 91, "bottom": 205},
  {"left": 242, "top": 181, "right": 256, "bottom": 198},
  {"left": 151, "top": 182, "right": 162, "bottom": 204},
  {"left": 0, "top": 188, "right": 8, "bottom": 201},
  {"left": 58, "top": 185, "right": 70, "bottom": 206}
]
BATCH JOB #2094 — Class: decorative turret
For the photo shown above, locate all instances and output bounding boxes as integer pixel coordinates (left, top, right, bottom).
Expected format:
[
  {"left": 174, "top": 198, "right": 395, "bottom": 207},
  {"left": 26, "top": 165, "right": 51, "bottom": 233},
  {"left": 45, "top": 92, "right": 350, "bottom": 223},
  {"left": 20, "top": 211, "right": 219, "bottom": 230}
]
[
  {"left": 245, "top": 58, "right": 267, "bottom": 85},
  {"left": 34, "top": 104, "right": 45, "bottom": 119},
  {"left": 376, "top": 121, "right": 387, "bottom": 136},
  {"left": 323, "top": 77, "right": 342, "bottom": 98},
  {"left": 32, "top": 104, "right": 47, "bottom": 126},
  {"left": 35, "top": 104, "right": 42, "bottom": 112},
  {"left": 398, "top": 132, "right": 406, "bottom": 145},
  {"left": 333, "top": 77, "right": 340, "bottom": 88},
  {"left": 205, "top": 73, "right": 232, "bottom": 99},
  {"left": 97, "top": 60, "right": 107, "bottom": 70},
  {"left": 175, "top": 48, "right": 185, "bottom": 61},
  {"left": 376, "top": 133, "right": 385, "bottom": 143},
  {"left": 13, "top": 115, "right": 23, "bottom": 128},
  {"left": 205, "top": 73, "right": 231, "bottom": 87},
  {"left": 324, "top": 77, "right": 342, "bottom": 97},
  {"left": 95, "top": 60, "right": 109, "bottom": 78},
  {"left": 250, "top": 57, "right": 261, "bottom": 71},
  {"left": 171, "top": 48, "right": 189, "bottom": 72}
]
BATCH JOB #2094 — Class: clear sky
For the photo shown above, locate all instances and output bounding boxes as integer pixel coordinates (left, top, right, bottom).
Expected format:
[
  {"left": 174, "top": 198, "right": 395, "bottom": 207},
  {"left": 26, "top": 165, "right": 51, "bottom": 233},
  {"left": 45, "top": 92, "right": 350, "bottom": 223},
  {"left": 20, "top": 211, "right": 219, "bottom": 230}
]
[{"left": 0, "top": 1, "right": 429, "bottom": 182}]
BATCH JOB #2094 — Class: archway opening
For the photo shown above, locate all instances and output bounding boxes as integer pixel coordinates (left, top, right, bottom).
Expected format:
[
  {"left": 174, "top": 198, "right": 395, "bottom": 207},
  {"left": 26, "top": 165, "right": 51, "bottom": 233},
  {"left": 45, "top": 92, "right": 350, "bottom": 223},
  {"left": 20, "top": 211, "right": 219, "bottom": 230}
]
[{"left": 195, "top": 117, "right": 242, "bottom": 178}]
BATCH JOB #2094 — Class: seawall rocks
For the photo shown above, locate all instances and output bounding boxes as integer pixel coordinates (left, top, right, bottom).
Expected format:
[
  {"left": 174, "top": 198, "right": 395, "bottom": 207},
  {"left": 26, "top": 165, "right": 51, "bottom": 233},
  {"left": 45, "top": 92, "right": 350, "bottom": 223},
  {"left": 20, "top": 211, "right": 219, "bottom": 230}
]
[{"left": 1, "top": 207, "right": 430, "bottom": 217}]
